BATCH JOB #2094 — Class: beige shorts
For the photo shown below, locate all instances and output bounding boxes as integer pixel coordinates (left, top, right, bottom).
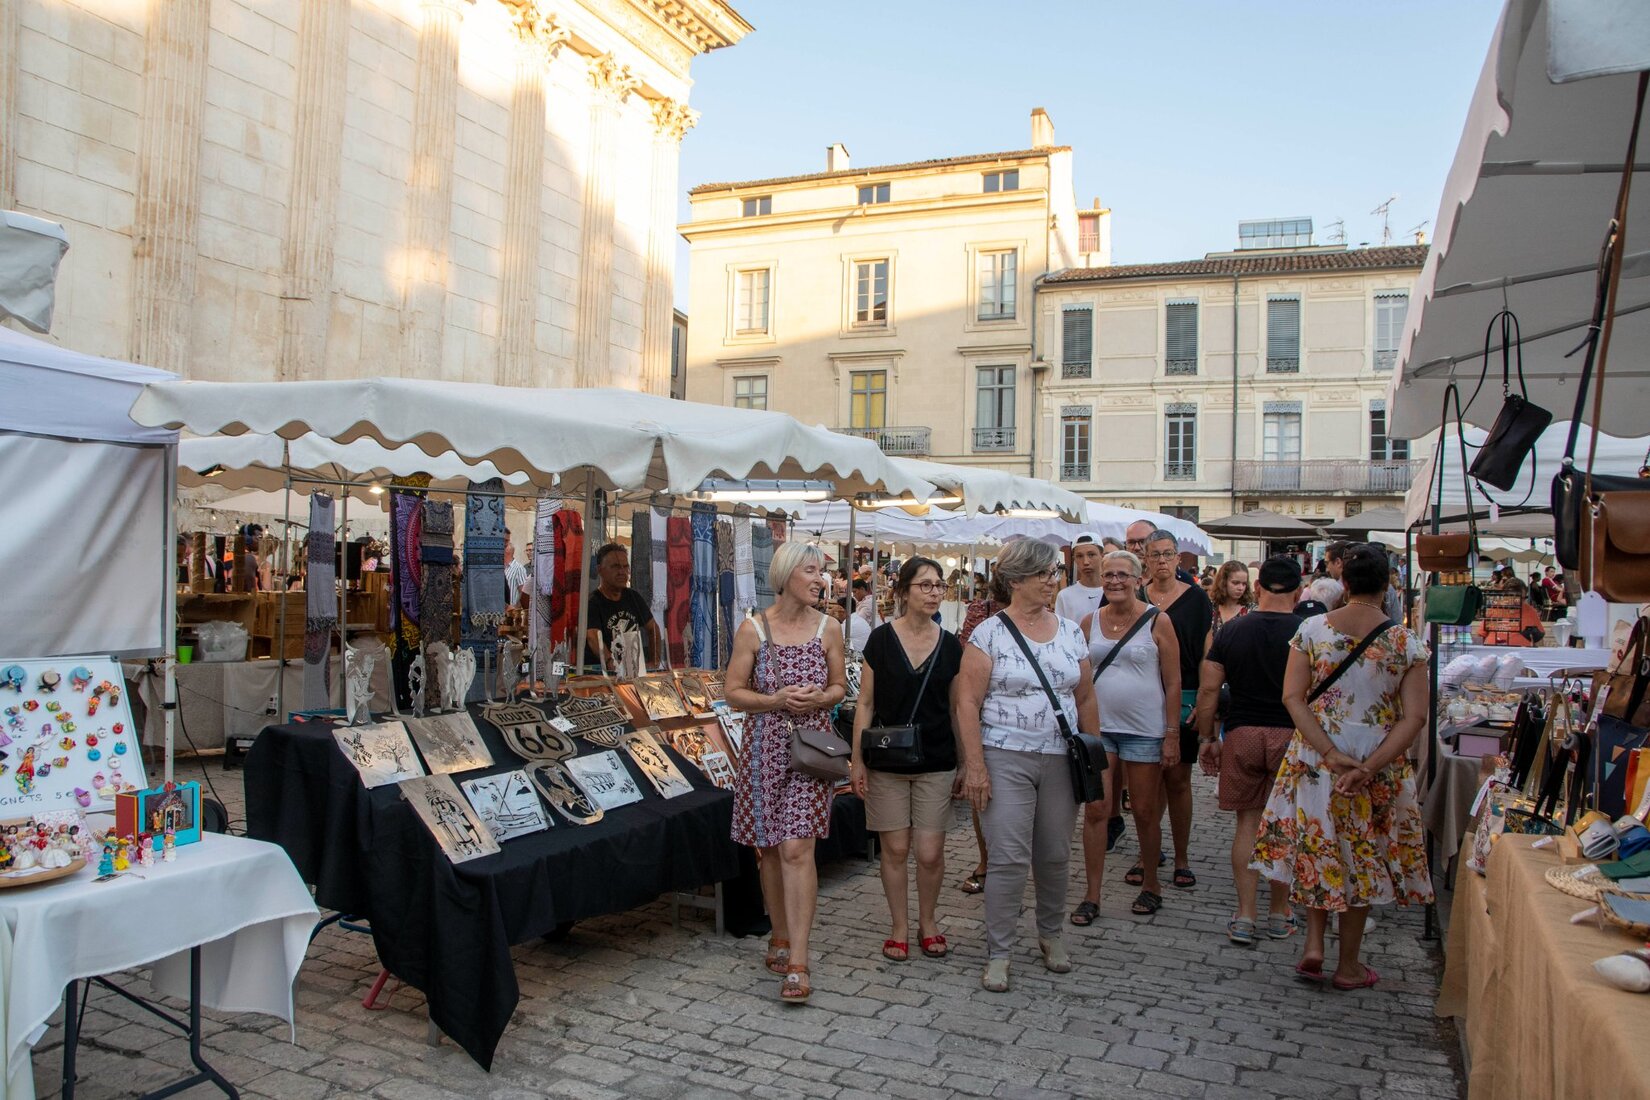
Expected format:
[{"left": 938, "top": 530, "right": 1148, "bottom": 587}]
[{"left": 864, "top": 768, "right": 957, "bottom": 833}]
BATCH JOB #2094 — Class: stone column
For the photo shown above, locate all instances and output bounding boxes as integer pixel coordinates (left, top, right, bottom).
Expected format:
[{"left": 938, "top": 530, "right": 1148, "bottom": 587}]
[
  {"left": 401, "top": 0, "right": 470, "bottom": 381},
  {"left": 277, "top": 0, "right": 351, "bottom": 382},
  {"left": 641, "top": 99, "right": 697, "bottom": 396},
  {"left": 497, "top": 3, "right": 568, "bottom": 388},
  {"left": 130, "top": 0, "right": 211, "bottom": 373},
  {"left": 0, "top": 0, "right": 17, "bottom": 210},
  {"left": 573, "top": 54, "right": 638, "bottom": 388}
]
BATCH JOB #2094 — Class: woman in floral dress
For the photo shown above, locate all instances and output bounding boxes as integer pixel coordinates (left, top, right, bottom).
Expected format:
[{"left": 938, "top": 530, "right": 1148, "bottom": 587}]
[
  {"left": 727, "top": 541, "right": 847, "bottom": 1004},
  {"left": 1252, "top": 543, "right": 1431, "bottom": 991}
]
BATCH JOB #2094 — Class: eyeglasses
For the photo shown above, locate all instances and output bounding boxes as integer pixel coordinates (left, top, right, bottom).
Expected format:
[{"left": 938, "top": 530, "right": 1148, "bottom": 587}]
[
  {"left": 1145, "top": 550, "right": 1178, "bottom": 561},
  {"left": 909, "top": 581, "right": 945, "bottom": 593},
  {"left": 1100, "top": 571, "right": 1138, "bottom": 583},
  {"left": 1026, "top": 567, "right": 1062, "bottom": 583},
  {"left": 1124, "top": 540, "right": 1146, "bottom": 550}
]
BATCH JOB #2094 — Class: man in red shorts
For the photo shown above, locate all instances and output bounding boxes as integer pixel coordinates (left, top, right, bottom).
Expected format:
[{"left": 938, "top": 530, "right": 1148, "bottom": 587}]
[{"left": 1193, "top": 555, "right": 1304, "bottom": 946}]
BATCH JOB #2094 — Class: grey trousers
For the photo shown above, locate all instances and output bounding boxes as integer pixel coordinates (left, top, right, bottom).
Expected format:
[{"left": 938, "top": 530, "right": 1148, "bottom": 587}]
[{"left": 981, "top": 746, "right": 1078, "bottom": 958}]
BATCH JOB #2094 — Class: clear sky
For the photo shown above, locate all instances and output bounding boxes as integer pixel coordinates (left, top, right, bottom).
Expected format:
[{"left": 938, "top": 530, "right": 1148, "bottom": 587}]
[{"left": 675, "top": 0, "right": 1504, "bottom": 306}]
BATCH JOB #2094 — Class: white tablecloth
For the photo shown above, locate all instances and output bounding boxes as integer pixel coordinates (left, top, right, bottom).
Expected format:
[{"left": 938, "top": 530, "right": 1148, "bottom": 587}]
[
  {"left": 1, "top": 832, "right": 318, "bottom": 1100},
  {"left": 1458, "top": 644, "right": 1611, "bottom": 678}
]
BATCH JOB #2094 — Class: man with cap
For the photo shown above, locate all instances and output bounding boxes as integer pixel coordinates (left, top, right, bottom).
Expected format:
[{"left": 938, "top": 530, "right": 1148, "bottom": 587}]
[{"left": 1193, "top": 555, "right": 1304, "bottom": 946}]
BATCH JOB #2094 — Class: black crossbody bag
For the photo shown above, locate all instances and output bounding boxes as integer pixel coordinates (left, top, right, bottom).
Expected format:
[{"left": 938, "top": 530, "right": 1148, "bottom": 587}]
[
  {"left": 861, "top": 631, "right": 944, "bottom": 771},
  {"left": 1307, "top": 620, "right": 1395, "bottom": 706},
  {"left": 995, "top": 612, "right": 1107, "bottom": 805}
]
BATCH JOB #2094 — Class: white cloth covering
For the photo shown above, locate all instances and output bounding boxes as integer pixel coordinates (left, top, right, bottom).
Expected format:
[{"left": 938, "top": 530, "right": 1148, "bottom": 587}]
[{"left": 2, "top": 832, "right": 317, "bottom": 1100}]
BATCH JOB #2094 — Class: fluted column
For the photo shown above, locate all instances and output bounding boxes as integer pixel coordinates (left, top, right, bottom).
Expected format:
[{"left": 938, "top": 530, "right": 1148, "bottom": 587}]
[
  {"left": 497, "top": 3, "right": 568, "bottom": 388},
  {"left": 277, "top": 0, "right": 350, "bottom": 382},
  {"left": 573, "top": 53, "right": 638, "bottom": 388},
  {"left": 642, "top": 99, "right": 696, "bottom": 395},
  {"left": 0, "top": 0, "right": 17, "bottom": 209},
  {"left": 401, "top": 0, "right": 469, "bottom": 381},
  {"left": 130, "top": 0, "right": 211, "bottom": 372}
]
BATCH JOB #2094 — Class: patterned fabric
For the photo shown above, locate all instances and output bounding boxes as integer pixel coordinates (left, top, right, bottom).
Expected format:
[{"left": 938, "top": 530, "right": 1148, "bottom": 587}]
[
  {"left": 732, "top": 518, "right": 757, "bottom": 623},
  {"left": 460, "top": 480, "right": 506, "bottom": 700},
  {"left": 1251, "top": 616, "right": 1433, "bottom": 912},
  {"left": 689, "top": 503, "right": 717, "bottom": 668},
  {"left": 751, "top": 523, "right": 775, "bottom": 610},
  {"left": 966, "top": 614, "right": 1087, "bottom": 756},
  {"left": 665, "top": 516, "right": 692, "bottom": 668},
  {"left": 731, "top": 618, "right": 835, "bottom": 847},
  {"left": 649, "top": 506, "right": 669, "bottom": 640},
  {"left": 768, "top": 517, "right": 787, "bottom": 542},
  {"left": 303, "top": 493, "right": 336, "bottom": 710},
  {"left": 1212, "top": 602, "right": 1249, "bottom": 636},
  {"left": 549, "top": 507, "right": 584, "bottom": 654},
  {"left": 631, "top": 508, "right": 653, "bottom": 613},
  {"left": 387, "top": 474, "right": 431, "bottom": 708},
  {"left": 716, "top": 518, "right": 736, "bottom": 668},
  {"left": 956, "top": 597, "right": 1002, "bottom": 645},
  {"left": 529, "top": 494, "right": 559, "bottom": 680},
  {"left": 421, "top": 500, "right": 456, "bottom": 650}
]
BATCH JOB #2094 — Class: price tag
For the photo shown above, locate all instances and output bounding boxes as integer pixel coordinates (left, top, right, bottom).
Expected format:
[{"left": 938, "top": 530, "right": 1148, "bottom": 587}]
[
  {"left": 549, "top": 716, "right": 575, "bottom": 733},
  {"left": 551, "top": 662, "right": 568, "bottom": 677}
]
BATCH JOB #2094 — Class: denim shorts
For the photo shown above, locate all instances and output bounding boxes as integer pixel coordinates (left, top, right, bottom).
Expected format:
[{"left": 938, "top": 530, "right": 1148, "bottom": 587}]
[{"left": 1099, "top": 731, "right": 1164, "bottom": 764}]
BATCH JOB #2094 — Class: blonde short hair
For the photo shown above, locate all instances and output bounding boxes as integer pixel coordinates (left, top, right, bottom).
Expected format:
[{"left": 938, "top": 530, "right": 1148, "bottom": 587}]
[{"left": 768, "top": 541, "right": 826, "bottom": 599}]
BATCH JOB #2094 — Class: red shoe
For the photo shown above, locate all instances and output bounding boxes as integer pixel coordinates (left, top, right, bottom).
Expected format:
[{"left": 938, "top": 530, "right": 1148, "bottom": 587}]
[
  {"left": 920, "top": 934, "right": 948, "bottom": 958},
  {"left": 881, "top": 939, "right": 909, "bottom": 961}
]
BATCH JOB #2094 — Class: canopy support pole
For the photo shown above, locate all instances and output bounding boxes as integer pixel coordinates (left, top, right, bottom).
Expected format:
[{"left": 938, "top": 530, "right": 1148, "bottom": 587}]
[
  {"left": 574, "top": 480, "right": 595, "bottom": 673},
  {"left": 338, "top": 481, "right": 348, "bottom": 707},
  {"left": 275, "top": 467, "right": 292, "bottom": 721},
  {"left": 163, "top": 443, "right": 179, "bottom": 786},
  {"left": 844, "top": 503, "right": 857, "bottom": 644}
]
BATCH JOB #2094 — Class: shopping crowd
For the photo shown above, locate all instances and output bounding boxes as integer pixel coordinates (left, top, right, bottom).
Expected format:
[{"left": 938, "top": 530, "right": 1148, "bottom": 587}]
[{"left": 722, "top": 533, "right": 1434, "bottom": 1002}]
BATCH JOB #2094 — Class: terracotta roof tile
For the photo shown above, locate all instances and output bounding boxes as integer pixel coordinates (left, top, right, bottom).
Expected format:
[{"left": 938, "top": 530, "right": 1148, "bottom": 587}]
[
  {"left": 1047, "top": 244, "right": 1428, "bottom": 282},
  {"left": 688, "top": 148, "right": 1067, "bottom": 195}
]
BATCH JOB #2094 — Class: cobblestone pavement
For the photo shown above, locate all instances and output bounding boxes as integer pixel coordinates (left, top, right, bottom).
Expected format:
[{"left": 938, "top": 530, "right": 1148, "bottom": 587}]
[{"left": 33, "top": 757, "right": 1463, "bottom": 1099}]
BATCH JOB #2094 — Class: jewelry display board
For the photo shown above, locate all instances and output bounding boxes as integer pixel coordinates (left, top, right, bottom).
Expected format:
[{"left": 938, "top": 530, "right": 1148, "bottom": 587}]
[{"left": 0, "top": 655, "right": 147, "bottom": 815}]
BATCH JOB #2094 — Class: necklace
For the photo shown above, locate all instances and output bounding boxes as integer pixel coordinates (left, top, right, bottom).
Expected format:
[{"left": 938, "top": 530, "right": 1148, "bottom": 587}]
[{"left": 1346, "top": 597, "right": 1385, "bottom": 611}]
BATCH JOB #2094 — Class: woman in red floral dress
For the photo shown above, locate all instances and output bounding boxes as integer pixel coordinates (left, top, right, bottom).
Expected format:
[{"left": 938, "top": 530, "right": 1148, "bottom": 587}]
[{"left": 727, "top": 541, "right": 847, "bottom": 1003}]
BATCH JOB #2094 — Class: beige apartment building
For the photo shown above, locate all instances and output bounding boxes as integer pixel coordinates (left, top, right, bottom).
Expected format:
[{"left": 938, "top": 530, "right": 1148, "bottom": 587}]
[
  {"left": 681, "top": 109, "right": 1111, "bottom": 471},
  {"left": 2, "top": 0, "right": 747, "bottom": 391}
]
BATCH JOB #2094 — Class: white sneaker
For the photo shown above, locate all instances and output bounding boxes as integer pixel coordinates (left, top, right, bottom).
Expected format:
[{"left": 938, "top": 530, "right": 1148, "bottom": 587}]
[
  {"left": 981, "top": 957, "right": 1010, "bottom": 992},
  {"left": 1039, "top": 937, "right": 1072, "bottom": 973}
]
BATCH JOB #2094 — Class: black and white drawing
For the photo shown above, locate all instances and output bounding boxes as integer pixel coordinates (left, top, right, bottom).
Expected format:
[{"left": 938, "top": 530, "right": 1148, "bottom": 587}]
[
  {"left": 528, "top": 761, "right": 605, "bottom": 825},
  {"left": 406, "top": 712, "right": 494, "bottom": 774},
  {"left": 699, "top": 750, "right": 736, "bottom": 790},
  {"left": 333, "top": 720, "right": 425, "bottom": 788},
  {"left": 632, "top": 674, "right": 687, "bottom": 721},
  {"left": 621, "top": 729, "right": 694, "bottom": 799},
  {"left": 400, "top": 773, "right": 500, "bottom": 862},
  {"left": 460, "top": 769, "right": 550, "bottom": 841},
  {"left": 563, "top": 749, "right": 644, "bottom": 811}
]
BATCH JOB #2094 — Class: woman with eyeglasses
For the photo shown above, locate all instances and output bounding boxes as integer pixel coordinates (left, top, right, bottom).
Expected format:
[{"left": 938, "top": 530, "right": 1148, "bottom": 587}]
[
  {"left": 953, "top": 538, "right": 1101, "bottom": 992},
  {"left": 850, "top": 557, "right": 964, "bottom": 963},
  {"left": 1070, "top": 550, "right": 1181, "bottom": 924}
]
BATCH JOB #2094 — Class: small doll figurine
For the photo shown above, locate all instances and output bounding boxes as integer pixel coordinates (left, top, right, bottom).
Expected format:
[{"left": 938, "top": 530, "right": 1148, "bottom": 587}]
[
  {"left": 150, "top": 833, "right": 163, "bottom": 863},
  {"left": 163, "top": 828, "right": 176, "bottom": 863},
  {"left": 0, "top": 835, "right": 13, "bottom": 872},
  {"left": 97, "top": 837, "right": 115, "bottom": 876},
  {"left": 137, "top": 833, "right": 153, "bottom": 868},
  {"left": 112, "top": 836, "right": 130, "bottom": 872}
]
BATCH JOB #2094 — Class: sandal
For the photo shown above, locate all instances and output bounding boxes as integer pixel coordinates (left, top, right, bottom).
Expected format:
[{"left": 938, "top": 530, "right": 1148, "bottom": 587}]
[
  {"left": 1070, "top": 900, "right": 1100, "bottom": 927},
  {"left": 959, "top": 870, "right": 986, "bottom": 894},
  {"left": 1130, "top": 890, "right": 1162, "bottom": 916},
  {"left": 1124, "top": 863, "right": 1145, "bottom": 887},
  {"left": 1294, "top": 959, "right": 1329, "bottom": 983},
  {"left": 1173, "top": 867, "right": 1197, "bottom": 889},
  {"left": 780, "top": 963, "right": 811, "bottom": 1003},
  {"left": 919, "top": 934, "right": 948, "bottom": 958},
  {"left": 1332, "top": 964, "right": 1380, "bottom": 991},
  {"left": 765, "top": 938, "right": 791, "bottom": 975},
  {"left": 1226, "top": 917, "right": 1256, "bottom": 946},
  {"left": 1267, "top": 913, "right": 1298, "bottom": 940},
  {"left": 981, "top": 958, "right": 1010, "bottom": 992},
  {"left": 881, "top": 939, "right": 909, "bottom": 962}
]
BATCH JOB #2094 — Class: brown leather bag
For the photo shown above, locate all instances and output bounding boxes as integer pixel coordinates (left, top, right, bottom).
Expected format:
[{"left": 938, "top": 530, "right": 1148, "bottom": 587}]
[
  {"left": 1593, "top": 616, "right": 1650, "bottom": 727},
  {"left": 1417, "top": 532, "right": 1473, "bottom": 573},
  {"left": 1583, "top": 493, "right": 1650, "bottom": 601}
]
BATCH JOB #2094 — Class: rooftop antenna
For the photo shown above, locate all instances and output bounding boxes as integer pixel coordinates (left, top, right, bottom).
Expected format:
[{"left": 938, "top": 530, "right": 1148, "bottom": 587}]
[
  {"left": 1323, "top": 218, "right": 1346, "bottom": 245},
  {"left": 1370, "top": 195, "right": 1398, "bottom": 246},
  {"left": 1406, "top": 220, "right": 1430, "bottom": 245}
]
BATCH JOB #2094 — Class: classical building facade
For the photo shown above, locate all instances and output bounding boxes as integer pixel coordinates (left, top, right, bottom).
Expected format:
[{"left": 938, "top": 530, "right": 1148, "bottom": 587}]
[
  {"left": 1, "top": 0, "right": 747, "bottom": 390},
  {"left": 681, "top": 109, "right": 1111, "bottom": 473},
  {"left": 1036, "top": 240, "right": 1429, "bottom": 531}
]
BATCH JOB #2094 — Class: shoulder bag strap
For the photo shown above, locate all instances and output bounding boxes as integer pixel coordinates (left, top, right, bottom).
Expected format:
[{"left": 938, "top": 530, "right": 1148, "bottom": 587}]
[
  {"left": 1091, "top": 607, "right": 1160, "bottom": 683},
  {"left": 994, "top": 612, "right": 1074, "bottom": 739},
  {"left": 899, "top": 629, "right": 946, "bottom": 726},
  {"left": 1306, "top": 620, "right": 1396, "bottom": 705}
]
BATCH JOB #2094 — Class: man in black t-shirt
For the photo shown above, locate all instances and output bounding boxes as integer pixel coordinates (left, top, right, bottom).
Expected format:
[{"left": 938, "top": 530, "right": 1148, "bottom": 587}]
[
  {"left": 584, "top": 543, "right": 660, "bottom": 672},
  {"left": 1193, "top": 555, "right": 1302, "bottom": 945}
]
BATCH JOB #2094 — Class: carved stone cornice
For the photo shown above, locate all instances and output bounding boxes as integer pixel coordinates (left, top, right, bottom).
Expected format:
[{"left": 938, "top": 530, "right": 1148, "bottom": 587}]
[
  {"left": 650, "top": 98, "right": 698, "bottom": 142},
  {"left": 578, "top": 0, "right": 750, "bottom": 80},
  {"left": 587, "top": 52, "right": 640, "bottom": 103},
  {"left": 499, "top": 1, "right": 570, "bottom": 62}
]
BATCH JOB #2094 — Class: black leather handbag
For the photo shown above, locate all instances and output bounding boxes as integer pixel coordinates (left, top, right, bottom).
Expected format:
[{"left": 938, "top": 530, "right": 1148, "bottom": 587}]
[
  {"left": 861, "top": 631, "right": 943, "bottom": 771},
  {"left": 1468, "top": 311, "right": 1552, "bottom": 492},
  {"left": 995, "top": 612, "right": 1106, "bottom": 804}
]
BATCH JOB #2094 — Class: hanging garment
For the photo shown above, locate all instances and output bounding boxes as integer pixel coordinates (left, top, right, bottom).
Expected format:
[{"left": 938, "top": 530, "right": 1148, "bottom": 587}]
[
  {"left": 717, "top": 518, "right": 736, "bottom": 668},
  {"left": 631, "top": 508, "right": 653, "bottom": 613},
  {"left": 650, "top": 505, "right": 669, "bottom": 643},
  {"left": 768, "top": 517, "right": 788, "bottom": 543},
  {"left": 529, "top": 494, "right": 559, "bottom": 681},
  {"left": 733, "top": 518, "right": 757, "bottom": 624},
  {"left": 549, "top": 507, "right": 584, "bottom": 653},
  {"left": 690, "top": 503, "right": 717, "bottom": 669},
  {"left": 460, "top": 480, "right": 507, "bottom": 700},
  {"left": 421, "top": 500, "right": 456, "bottom": 646},
  {"left": 304, "top": 493, "right": 337, "bottom": 711},
  {"left": 665, "top": 515, "right": 693, "bottom": 668},
  {"left": 388, "top": 474, "right": 431, "bottom": 707},
  {"left": 752, "top": 522, "right": 775, "bottom": 611}
]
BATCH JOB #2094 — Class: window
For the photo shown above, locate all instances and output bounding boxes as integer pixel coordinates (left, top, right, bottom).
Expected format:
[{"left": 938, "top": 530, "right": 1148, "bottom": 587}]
[
  {"left": 983, "top": 170, "right": 1019, "bottom": 193},
  {"left": 1374, "top": 291, "right": 1408, "bottom": 371},
  {"left": 1266, "top": 295, "right": 1300, "bottom": 372},
  {"left": 1369, "top": 402, "right": 1410, "bottom": 460},
  {"left": 1239, "top": 217, "right": 1313, "bottom": 249},
  {"left": 1061, "top": 307, "right": 1092, "bottom": 379},
  {"left": 1165, "top": 300, "right": 1198, "bottom": 375},
  {"left": 853, "top": 260, "right": 889, "bottom": 326},
  {"left": 1078, "top": 214, "right": 1100, "bottom": 254},
  {"left": 974, "top": 366, "right": 1015, "bottom": 450},
  {"left": 735, "top": 268, "right": 770, "bottom": 335},
  {"left": 732, "top": 375, "right": 767, "bottom": 410},
  {"left": 1161, "top": 505, "right": 1200, "bottom": 523},
  {"left": 849, "top": 370, "right": 887, "bottom": 429},
  {"left": 1060, "top": 406, "right": 1090, "bottom": 481},
  {"left": 1263, "top": 409, "right": 1302, "bottom": 461},
  {"left": 977, "top": 249, "right": 1017, "bottom": 321},
  {"left": 1165, "top": 403, "right": 1196, "bottom": 480},
  {"left": 857, "top": 182, "right": 890, "bottom": 205},
  {"left": 741, "top": 195, "right": 771, "bottom": 217}
]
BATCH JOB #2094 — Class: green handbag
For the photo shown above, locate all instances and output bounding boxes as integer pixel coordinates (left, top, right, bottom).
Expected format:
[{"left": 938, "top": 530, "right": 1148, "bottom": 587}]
[{"left": 1425, "top": 584, "right": 1484, "bottom": 626}]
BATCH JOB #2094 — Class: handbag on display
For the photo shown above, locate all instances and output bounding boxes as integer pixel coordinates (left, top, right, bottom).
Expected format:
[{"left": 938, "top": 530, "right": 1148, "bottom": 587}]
[
  {"left": 1593, "top": 617, "right": 1650, "bottom": 727},
  {"left": 860, "top": 630, "right": 944, "bottom": 771},
  {"left": 1417, "top": 533, "right": 1473, "bottom": 573},
  {"left": 1467, "top": 310, "right": 1553, "bottom": 492},
  {"left": 1582, "top": 491, "right": 1650, "bottom": 601},
  {"left": 1424, "top": 583, "right": 1484, "bottom": 626},
  {"left": 995, "top": 612, "right": 1107, "bottom": 805},
  {"left": 1419, "top": 381, "right": 1479, "bottom": 577}
]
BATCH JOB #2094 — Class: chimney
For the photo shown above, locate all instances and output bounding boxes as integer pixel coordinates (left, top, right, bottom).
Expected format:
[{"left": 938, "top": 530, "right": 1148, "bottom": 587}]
[
  {"left": 1031, "top": 107, "right": 1054, "bottom": 148},
  {"left": 826, "top": 143, "right": 850, "bottom": 172}
]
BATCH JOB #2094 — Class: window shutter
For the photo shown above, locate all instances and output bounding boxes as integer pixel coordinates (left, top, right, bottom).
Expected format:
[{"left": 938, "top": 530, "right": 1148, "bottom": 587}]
[
  {"left": 1165, "top": 301, "right": 1197, "bottom": 372},
  {"left": 1062, "top": 308, "right": 1092, "bottom": 377},
  {"left": 1267, "top": 297, "right": 1300, "bottom": 363}
]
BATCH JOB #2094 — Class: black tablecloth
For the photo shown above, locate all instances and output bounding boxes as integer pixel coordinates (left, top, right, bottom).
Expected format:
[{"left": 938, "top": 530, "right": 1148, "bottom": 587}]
[{"left": 244, "top": 705, "right": 737, "bottom": 1069}]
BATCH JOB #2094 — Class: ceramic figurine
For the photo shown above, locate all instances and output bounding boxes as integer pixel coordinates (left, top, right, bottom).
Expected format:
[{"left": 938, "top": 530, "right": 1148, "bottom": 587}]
[
  {"left": 112, "top": 837, "right": 130, "bottom": 872},
  {"left": 97, "top": 838, "right": 115, "bottom": 876},
  {"left": 163, "top": 828, "right": 176, "bottom": 862},
  {"left": 137, "top": 833, "right": 153, "bottom": 868},
  {"left": 150, "top": 833, "right": 163, "bottom": 863},
  {"left": 39, "top": 840, "right": 70, "bottom": 870}
]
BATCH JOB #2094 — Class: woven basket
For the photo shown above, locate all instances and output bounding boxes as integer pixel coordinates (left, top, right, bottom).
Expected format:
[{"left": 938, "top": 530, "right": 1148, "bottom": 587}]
[{"left": 1545, "top": 865, "right": 1605, "bottom": 901}]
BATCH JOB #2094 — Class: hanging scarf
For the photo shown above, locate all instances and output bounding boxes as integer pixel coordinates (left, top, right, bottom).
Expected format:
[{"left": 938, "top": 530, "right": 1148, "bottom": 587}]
[
  {"left": 631, "top": 508, "right": 653, "bottom": 613},
  {"left": 689, "top": 503, "right": 716, "bottom": 669},
  {"left": 649, "top": 505, "right": 669, "bottom": 641},
  {"left": 421, "top": 501, "right": 456, "bottom": 645},
  {"left": 388, "top": 474, "right": 431, "bottom": 707},
  {"left": 716, "top": 518, "right": 736, "bottom": 668},
  {"left": 304, "top": 493, "right": 337, "bottom": 710},
  {"left": 733, "top": 518, "right": 757, "bottom": 623},
  {"left": 549, "top": 507, "right": 584, "bottom": 652},
  {"left": 665, "top": 515, "right": 692, "bottom": 668},
  {"left": 751, "top": 522, "right": 775, "bottom": 610},
  {"left": 461, "top": 479, "right": 507, "bottom": 639},
  {"left": 529, "top": 494, "right": 559, "bottom": 680}
]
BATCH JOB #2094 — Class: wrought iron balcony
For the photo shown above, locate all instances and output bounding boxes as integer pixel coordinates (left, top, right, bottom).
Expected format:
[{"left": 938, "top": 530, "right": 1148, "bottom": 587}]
[
  {"left": 832, "top": 425, "right": 931, "bottom": 456},
  {"left": 1060, "top": 462, "right": 1090, "bottom": 482},
  {"left": 1232, "top": 458, "right": 1425, "bottom": 494},
  {"left": 1374, "top": 349, "right": 1397, "bottom": 371},
  {"left": 973, "top": 427, "right": 1016, "bottom": 452},
  {"left": 1166, "top": 358, "right": 1197, "bottom": 376},
  {"left": 1266, "top": 356, "right": 1300, "bottom": 373},
  {"left": 1062, "top": 360, "right": 1091, "bottom": 380},
  {"left": 1164, "top": 461, "right": 1196, "bottom": 481}
]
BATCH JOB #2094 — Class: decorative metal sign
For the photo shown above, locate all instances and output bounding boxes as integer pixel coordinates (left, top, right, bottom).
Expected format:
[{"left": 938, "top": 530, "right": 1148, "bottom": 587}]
[
  {"left": 478, "top": 701, "right": 576, "bottom": 762},
  {"left": 552, "top": 696, "right": 630, "bottom": 749},
  {"left": 527, "top": 761, "right": 604, "bottom": 825}
]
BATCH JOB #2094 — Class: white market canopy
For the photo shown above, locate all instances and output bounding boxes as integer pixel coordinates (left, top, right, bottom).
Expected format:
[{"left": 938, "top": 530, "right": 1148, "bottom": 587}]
[
  {"left": 178, "top": 432, "right": 536, "bottom": 497},
  {"left": 887, "top": 457, "right": 1088, "bottom": 522},
  {"left": 1389, "top": 0, "right": 1650, "bottom": 438},
  {"left": 982, "top": 502, "right": 1213, "bottom": 555},
  {"left": 132, "top": 378, "right": 939, "bottom": 501}
]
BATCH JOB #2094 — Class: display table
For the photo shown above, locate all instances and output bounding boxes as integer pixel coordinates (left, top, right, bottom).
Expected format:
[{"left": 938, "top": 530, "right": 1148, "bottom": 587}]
[
  {"left": 1422, "top": 741, "right": 1493, "bottom": 864},
  {"left": 1, "top": 832, "right": 317, "bottom": 1100},
  {"left": 1438, "top": 834, "right": 1650, "bottom": 1100},
  {"left": 244, "top": 705, "right": 739, "bottom": 1070}
]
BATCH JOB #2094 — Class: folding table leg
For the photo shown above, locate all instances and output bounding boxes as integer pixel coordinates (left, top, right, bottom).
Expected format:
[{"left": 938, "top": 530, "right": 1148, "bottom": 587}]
[{"left": 61, "top": 979, "right": 80, "bottom": 1099}]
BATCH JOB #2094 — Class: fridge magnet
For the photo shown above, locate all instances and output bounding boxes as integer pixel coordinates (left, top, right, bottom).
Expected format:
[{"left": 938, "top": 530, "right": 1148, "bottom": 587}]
[
  {"left": 406, "top": 712, "right": 494, "bottom": 775},
  {"left": 332, "top": 721, "right": 425, "bottom": 788},
  {"left": 563, "top": 750, "right": 644, "bottom": 811},
  {"left": 621, "top": 730, "right": 693, "bottom": 799},
  {"left": 460, "top": 769, "right": 551, "bottom": 842},
  {"left": 528, "top": 761, "right": 605, "bottom": 825},
  {"left": 399, "top": 773, "right": 499, "bottom": 863}
]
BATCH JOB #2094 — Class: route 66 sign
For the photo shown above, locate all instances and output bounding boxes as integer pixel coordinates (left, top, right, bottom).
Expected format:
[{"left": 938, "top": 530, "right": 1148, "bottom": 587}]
[{"left": 479, "top": 701, "right": 575, "bottom": 762}]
